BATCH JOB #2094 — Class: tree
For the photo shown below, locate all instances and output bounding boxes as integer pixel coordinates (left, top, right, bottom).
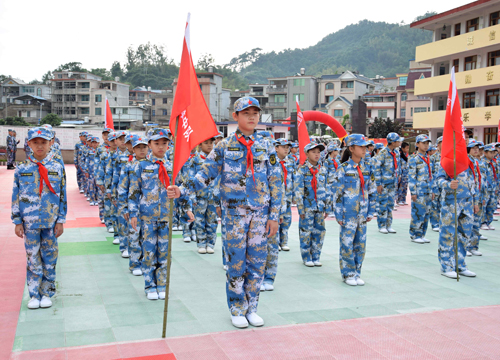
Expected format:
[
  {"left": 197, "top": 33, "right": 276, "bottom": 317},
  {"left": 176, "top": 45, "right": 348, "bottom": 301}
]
[
  {"left": 0, "top": 116, "right": 30, "bottom": 126},
  {"left": 41, "top": 71, "right": 53, "bottom": 84},
  {"left": 413, "top": 12, "right": 438, "bottom": 23},
  {"left": 110, "top": 61, "right": 123, "bottom": 80},
  {"left": 369, "top": 117, "right": 404, "bottom": 138},
  {"left": 90, "top": 68, "right": 112, "bottom": 80},
  {"left": 196, "top": 53, "right": 215, "bottom": 71},
  {"left": 53, "top": 62, "right": 88, "bottom": 72},
  {"left": 29, "top": 79, "right": 42, "bottom": 85},
  {"left": 41, "top": 113, "right": 62, "bottom": 127}
]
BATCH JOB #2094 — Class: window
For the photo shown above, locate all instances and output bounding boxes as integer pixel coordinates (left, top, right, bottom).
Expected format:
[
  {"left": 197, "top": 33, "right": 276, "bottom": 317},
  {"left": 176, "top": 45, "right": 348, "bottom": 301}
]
[
  {"left": 163, "top": 109, "right": 168, "bottom": 116},
  {"left": 484, "top": 127, "right": 498, "bottom": 143},
  {"left": 294, "top": 93, "right": 304, "bottom": 101},
  {"left": 411, "top": 108, "right": 413, "bottom": 116},
  {"left": 152, "top": 99, "right": 156, "bottom": 105},
  {"left": 463, "top": 92, "right": 475, "bottom": 108},
  {"left": 163, "top": 98, "right": 168, "bottom": 104},
  {"left": 414, "top": 107, "right": 428, "bottom": 113},
  {"left": 441, "top": 33, "right": 447, "bottom": 40},
  {"left": 378, "top": 110, "right": 387, "bottom": 118},
  {"left": 401, "top": 108, "right": 406, "bottom": 117},
  {"left": 342, "top": 81, "right": 354, "bottom": 88},
  {"left": 466, "top": 18, "right": 479, "bottom": 32},
  {"left": 27, "top": 111, "right": 30, "bottom": 117},
  {"left": 293, "top": 78, "right": 305, "bottom": 86},
  {"left": 80, "top": 108, "right": 89, "bottom": 115},
  {"left": 486, "top": 89, "right": 500, "bottom": 106},
  {"left": 488, "top": 50, "right": 500, "bottom": 67},
  {"left": 326, "top": 96, "right": 333, "bottom": 103},
  {"left": 274, "top": 109, "right": 285, "bottom": 118},
  {"left": 455, "top": 23, "right": 461, "bottom": 36},
  {"left": 274, "top": 94, "right": 285, "bottom": 103},
  {"left": 401, "top": 92, "right": 407, "bottom": 101},
  {"left": 57, "top": 74, "right": 62, "bottom": 79},
  {"left": 439, "top": 66, "right": 446, "bottom": 75},
  {"left": 152, "top": 110, "right": 156, "bottom": 116},
  {"left": 81, "top": 82, "right": 90, "bottom": 88},
  {"left": 334, "top": 109, "right": 343, "bottom": 117},
  {"left": 22, "top": 86, "right": 34, "bottom": 93},
  {"left": 464, "top": 56, "right": 477, "bottom": 71},
  {"left": 37, "top": 88, "right": 42, "bottom": 97},
  {"left": 81, "top": 95, "right": 89, "bottom": 102},
  {"left": 112, "top": 108, "right": 117, "bottom": 115},
  {"left": 123, "top": 108, "right": 128, "bottom": 114},
  {"left": 453, "top": 59, "right": 460, "bottom": 72},
  {"left": 95, "top": 94, "right": 102, "bottom": 102},
  {"left": 95, "top": 108, "right": 102, "bottom": 115},
  {"left": 325, "top": 82, "right": 334, "bottom": 90},
  {"left": 368, "top": 109, "right": 372, "bottom": 117},
  {"left": 399, "top": 77, "right": 408, "bottom": 86},
  {"left": 490, "top": 11, "right": 500, "bottom": 26}
]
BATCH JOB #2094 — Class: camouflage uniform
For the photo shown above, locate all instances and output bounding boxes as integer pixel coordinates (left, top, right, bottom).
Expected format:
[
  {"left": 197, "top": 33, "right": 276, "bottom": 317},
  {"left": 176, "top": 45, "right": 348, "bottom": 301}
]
[
  {"left": 180, "top": 128, "right": 282, "bottom": 316},
  {"left": 6, "top": 132, "right": 16, "bottom": 166},
  {"left": 430, "top": 151, "right": 442, "bottom": 229},
  {"left": 95, "top": 139, "right": 111, "bottom": 223},
  {"left": 468, "top": 154, "right": 486, "bottom": 252},
  {"left": 11, "top": 131, "right": 67, "bottom": 300},
  {"left": 295, "top": 152, "right": 330, "bottom": 264},
  {"left": 333, "top": 152, "right": 376, "bottom": 280},
  {"left": 111, "top": 145, "right": 131, "bottom": 253},
  {"left": 85, "top": 144, "right": 98, "bottom": 204},
  {"left": 483, "top": 156, "right": 498, "bottom": 227},
  {"left": 397, "top": 154, "right": 409, "bottom": 203}
]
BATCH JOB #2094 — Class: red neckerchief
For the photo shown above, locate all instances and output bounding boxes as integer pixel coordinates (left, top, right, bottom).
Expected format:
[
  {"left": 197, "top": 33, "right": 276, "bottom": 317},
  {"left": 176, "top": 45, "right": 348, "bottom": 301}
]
[
  {"left": 36, "top": 162, "right": 56, "bottom": 195},
  {"left": 476, "top": 162, "right": 482, "bottom": 189},
  {"left": 332, "top": 158, "right": 338, "bottom": 170},
  {"left": 280, "top": 160, "right": 288, "bottom": 187},
  {"left": 189, "top": 153, "right": 195, "bottom": 159},
  {"left": 293, "top": 154, "right": 298, "bottom": 162},
  {"left": 490, "top": 161, "right": 497, "bottom": 181},
  {"left": 200, "top": 154, "right": 206, "bottom": 160},
  {"left": 419, "top": 154, "right": 432, "bottom": 180},
  {"left": 390, "top": 150, "right": 398, "bottom": 170},
  {"left": 156, "top": 160, "right": 170, "bottom": 189},
  {"left": 356, "top": 164, "right": 365, "bottom": 196},
  {"left": 309, "top": 164, "right": 320, "bottom": 201},
  {"left": 469, "top": 160, "right": 477, "bottom": 184},
  {"left": 128, "top": 155, "right": 133, "bottom": 162},
  {"left": 235, "top": 133, "right": 255, "bottom": 183}
]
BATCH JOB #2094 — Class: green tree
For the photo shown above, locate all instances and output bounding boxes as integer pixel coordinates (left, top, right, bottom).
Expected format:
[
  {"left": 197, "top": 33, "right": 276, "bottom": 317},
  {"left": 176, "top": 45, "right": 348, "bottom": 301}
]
[
  {"left": 1, "top": 116, "right": 30, "bottom": 126},
  {"left": 41, "top": 71, "right": 52, "bottom": 84},
  {"left": 90, "top": 68, "right": 112, "bottom": 80},
  {"left": 41, "top": 113, "right": 62, "bottom": 127},
  {"left": 413, "top": 12, "right": 438, "bottom": 22},
  {"left": 110, "top": 61, "right": 123, "bottom": 80},
  {"left": 54, "top": 62, "right": 88, "bottom": 72},
  {"left": 196, "top": 53, "right": 215, "bottom": 71},
  {"left": 369, "top": 117, "right": 404, "bottom": 138}
]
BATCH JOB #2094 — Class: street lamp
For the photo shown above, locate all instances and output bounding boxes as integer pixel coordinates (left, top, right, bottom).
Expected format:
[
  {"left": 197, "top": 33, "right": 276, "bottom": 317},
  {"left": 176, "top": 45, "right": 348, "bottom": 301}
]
[{"left": 38, "top": 100, "right": 45, "bottom": 125}]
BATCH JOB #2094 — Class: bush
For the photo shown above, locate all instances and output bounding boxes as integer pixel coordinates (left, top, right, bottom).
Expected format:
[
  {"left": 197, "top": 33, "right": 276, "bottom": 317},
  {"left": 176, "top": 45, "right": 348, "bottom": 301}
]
[{"left": 40, "top": 113, "right": 62, "bottom": 127}]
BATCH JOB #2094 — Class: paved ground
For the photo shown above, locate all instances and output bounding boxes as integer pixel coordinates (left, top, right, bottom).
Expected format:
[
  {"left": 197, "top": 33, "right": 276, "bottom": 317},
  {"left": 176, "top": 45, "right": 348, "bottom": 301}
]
[{"left": 1, "top": 165, "right": 500, "bottom": 360}]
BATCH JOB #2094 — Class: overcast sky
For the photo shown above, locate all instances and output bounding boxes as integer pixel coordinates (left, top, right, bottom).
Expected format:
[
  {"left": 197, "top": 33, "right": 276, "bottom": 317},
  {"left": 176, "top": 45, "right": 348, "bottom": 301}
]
[{"left": 0, "top": 0, "right": 472, "bottom": 82}]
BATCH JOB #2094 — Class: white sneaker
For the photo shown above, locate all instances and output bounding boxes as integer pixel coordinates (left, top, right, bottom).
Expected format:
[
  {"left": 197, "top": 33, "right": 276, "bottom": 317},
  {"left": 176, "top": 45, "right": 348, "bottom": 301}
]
[
  {"left": 379, "top": 228, "right": 389, "bottom": 234},
  {"left": 27, "top": 297, "right": 40, "bottom": 309},
  {"left": 278, "top": 246, "right": 281, "bottom": 251},
  {"left": 260, "top": 284, "right": 265, "bottom": 291},
  {"left": 191, "top": 234, "right": 197, "bottom": 241},
  {"left": 206, "top": 247, "right": 214, "bottom": 254},
  {"left": 471, "top": 250, "right": 483, "bottom": 256},
  {"left": 198, "top": 247, "right": 206, "bottom": 254},
  {"left": 412, "top": 238, "right": 425, "bottom": 244},
  {"left": 313, "top": 261, "right": 322, "bottom": 267},
  {"left": 493, "top": 218, "right": 498, "bottom": 221},
  {"left": 459, "top": 269, "right": 476, "bottom": 277},
  {"left": 183, "top": 237, "right": 191, "bottom": 243},
  {"left": 466, "top": 251, "right": 472, "bottom": 257},
  {"left": 223, "top": 265, "right": 228, "bottom": 271},
  {"left": 356, "top": 278, "right": 365, "bottom": 286},
  {"left": 488, "top": 225, "right": 495, "bottom": 230},
  {"left": 112, "top": 238, "right": 119, "bottom": 245},
  {"left": 158, "top": 292, "right": 166, "bottom": 300},
  {"left": 132, "top": 269, "right": 143, "bottom": 276},
  {"left": 172, "top": 226, "right": 178, "bottom": 231},
  {"left": 231, "top": 315, "right": 249, "bottom": 328},
  {"left": 480, "top": 235, "right": 488, "bottom": 240},
  {"left": 423, "top": 238, "right": 431, "bottom": 243},
  {"left": 281, "top": 246, "right": 290, "bottom": 251},
  {"left": 304, "top": 261, "right": 314, "bottom": 267},
  {"left": 147, "top": 292, "right": 159, "bottom": 300},
  {"left": 387, "top": 228, "right": 397, "bottom": 233},
  {"left": 345, "top": 278, "right": 357, "bottom": 286},
  {"left": 263, "top": 283, "right": 274, "bottom": 291},
  {"left": 441, "top": 271, "right": 458, "bottom": 279},
  {"left": 480, "top": 224, "right": 489, "bottom": 230},
  {"left": 86, "top": 197, "right": 90, "bottom": 201},
  {"left": 100, "top": 219, "right": 105, "bottom": 224},
  {"left": 395, "top": 203, "right": 399, "bottom": 207},
  {"left": 121, "top": 250, "right": 129, "bottom": 258},
  {"left": 393, "top": 208, "right": 398, "bottom": 211},
  {"left": 79, "top": 189, "right": 84, "bottom": 193},
  {"left": 107, "top": 227, "right": 114, "bottom": 233},
  {"left": 398, "top": 202, "right": 405, "bottom": 205},
  {"left": 40, "top": 296, "right": 52, "bottom": 308},
  {"left": 432, "top": 227, "right": 439, "bottom": 232},
  {"left": 494, "top": 211, "right": 500, "bottom": 215},
  {"left": 246, "top": 312, "right": 264, "bottom": 327}
]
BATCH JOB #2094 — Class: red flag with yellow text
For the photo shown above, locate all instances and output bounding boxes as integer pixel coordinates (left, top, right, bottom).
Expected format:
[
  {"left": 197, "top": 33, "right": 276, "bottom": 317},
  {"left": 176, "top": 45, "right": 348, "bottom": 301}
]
[{"left": 296, "top": 97, "right": 310, "bottom": 165}]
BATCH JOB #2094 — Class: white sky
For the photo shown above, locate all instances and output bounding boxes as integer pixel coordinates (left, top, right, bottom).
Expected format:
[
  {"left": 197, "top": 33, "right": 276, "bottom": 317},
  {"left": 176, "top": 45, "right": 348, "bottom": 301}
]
[{"left": 0, "top": 0, "right": 472, "bottom": 82}]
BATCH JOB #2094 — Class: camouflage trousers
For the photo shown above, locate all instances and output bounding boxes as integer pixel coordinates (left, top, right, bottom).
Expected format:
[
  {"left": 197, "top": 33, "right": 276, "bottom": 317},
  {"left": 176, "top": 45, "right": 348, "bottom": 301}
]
[
  {"left": 141, "top": 221, "right": 169, "bottom": 293},
  {"left": 377, "top": 184, "right": 396, "bottom": 229},
  {"left": 430, "top": 194, "right": 441, "bottom": 229},
  {"left": 225, "top": 210, "right": 268, "bottom": 316},
  {"left": 116, "top": 206, "right": 128, "bottom": 253},
  {"left": 397, "top": 173, "right": 409, "bottom": 203},
  {"left": 339, "top": 219, "right": 367, "bottom": 280},
  {"left": 87, "top": 175, "right": 98, "bottom": 203},
  {"left": 409, "top": 193, "right": 432, "bottom": 239},
  {"left": 193, "top": 199, "right": 218, "bottom": 248},
  {"left": 76, "top": 166, "right": 83, "bottom": 190},
  {"left": 7, "top": 149, "right": 15, "bottom": 166},
  {"left": 97, "top": 186, "right": 104, "bottom": 221},
  {"left": 483, "top": 191, "right": 497, "bottom": 226},
  {"left": 299, "top": 211, "right": 326, "bottom": 263},
  {"left": 278, "top": 203, "right": 292, "bottom": 247},
  {"left": 24, "top": 228, "right": 58, "bottom": 299},
  {"left": 264, "top": 227, "right": 279, "bottom": 285},
  {"left": 438, "top": 199, "right": 472, "bottom": 273},
  {"left": 469, "top": 202, "right": 483, "bottom": 252},
  {"left": 128, "top": 218, "right": 142, "bottom": 272}
]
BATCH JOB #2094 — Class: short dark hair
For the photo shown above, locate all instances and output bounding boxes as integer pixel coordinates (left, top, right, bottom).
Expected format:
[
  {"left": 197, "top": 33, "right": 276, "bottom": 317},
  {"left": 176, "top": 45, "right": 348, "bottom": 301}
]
[{"left": 401, "top": 142, "right": 409, "bottom": 149}]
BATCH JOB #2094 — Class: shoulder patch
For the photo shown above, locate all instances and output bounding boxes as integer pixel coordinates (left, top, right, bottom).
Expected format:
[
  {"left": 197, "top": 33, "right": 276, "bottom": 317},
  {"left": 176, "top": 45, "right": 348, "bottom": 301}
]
[
  {"left": 341, "top": 162, "right": 348, "bottom": 167},
  {"left": 269, "top": 154, "right": 277, "bottom": 165}
]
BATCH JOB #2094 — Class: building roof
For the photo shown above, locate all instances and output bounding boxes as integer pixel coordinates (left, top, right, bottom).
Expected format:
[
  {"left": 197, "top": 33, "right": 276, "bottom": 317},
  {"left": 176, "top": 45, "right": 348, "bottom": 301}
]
[
  {"left": 1, "top": 78, "right": 27, "bottom": 86},
  {"left": 405, "top": 71, "right": 431, "bottom": 90},
  {"left": 13, "top": 94, "right": 48, "bottom": 102},
  {"left": 327, "top": 96, "right": 353, "bottom": 108},
  {"left": 320, "top": 74, "right": 342, "bottom": 80}
]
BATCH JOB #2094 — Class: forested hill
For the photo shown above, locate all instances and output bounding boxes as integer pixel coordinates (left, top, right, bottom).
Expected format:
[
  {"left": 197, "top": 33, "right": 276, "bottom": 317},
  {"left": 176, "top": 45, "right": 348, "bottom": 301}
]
[{"left": 237, "top": 20, "right": 432, "bottom": 83}]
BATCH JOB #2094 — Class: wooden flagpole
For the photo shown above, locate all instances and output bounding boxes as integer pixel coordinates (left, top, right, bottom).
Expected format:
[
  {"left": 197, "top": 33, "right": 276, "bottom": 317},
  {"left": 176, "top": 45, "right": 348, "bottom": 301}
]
[
  {"left": 162, "top": 116, "right": 179, "bottom": 338},
  {"left": 453, "top": 132, "right": 459, "bottom": 282}
]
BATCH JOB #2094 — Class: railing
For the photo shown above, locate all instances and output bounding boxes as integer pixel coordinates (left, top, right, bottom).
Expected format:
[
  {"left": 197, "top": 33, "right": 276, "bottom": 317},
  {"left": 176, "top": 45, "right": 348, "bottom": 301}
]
[
  {"left": 78, "top": 102, "right": 90, "bottom": 106},
  {"left": 250, "top": 91, "right": 264, "bottom": 96},
  {"left": 340, "top": 88, "right": 353, "bottom": 93},
  {"left": 267, "top": 87, "right": 287, "bottom": 93},
  {"left": 267, "top": 102, "right": 287, "bottom": 107},
  {"left": 77, "top": 88, "right": 90, "bottom": 93}
]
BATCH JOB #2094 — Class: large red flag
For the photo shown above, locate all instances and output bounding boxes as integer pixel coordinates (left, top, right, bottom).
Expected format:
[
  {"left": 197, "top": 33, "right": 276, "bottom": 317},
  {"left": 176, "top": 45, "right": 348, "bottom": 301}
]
[
  {"left": 169, "top": 14, "right": 219, "bottom": 183},
  {"left": 440, "top": 67, "right": 469, "bottom": 178},
  {"left": 105, "top": 98, "right": 114, "bottom": 130},
  {"left": 296, "top": 96, "right": 310, "bottom": 165}
]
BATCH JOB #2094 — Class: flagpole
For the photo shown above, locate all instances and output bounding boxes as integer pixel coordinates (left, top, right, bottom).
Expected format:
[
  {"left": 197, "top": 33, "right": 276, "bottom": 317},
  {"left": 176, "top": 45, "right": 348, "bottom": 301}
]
[
  {"left": 162, "top": 116, "right": 179, "bottom": 338},
  {"left": 453, "top": 132, "right": 459, "bottom": 282}
]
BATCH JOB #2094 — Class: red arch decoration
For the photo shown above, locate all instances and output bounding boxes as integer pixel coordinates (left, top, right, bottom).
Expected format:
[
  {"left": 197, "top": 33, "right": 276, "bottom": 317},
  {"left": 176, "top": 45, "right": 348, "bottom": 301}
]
[{"left": 286, "top": 111, "right": 348, "bottom": 141}]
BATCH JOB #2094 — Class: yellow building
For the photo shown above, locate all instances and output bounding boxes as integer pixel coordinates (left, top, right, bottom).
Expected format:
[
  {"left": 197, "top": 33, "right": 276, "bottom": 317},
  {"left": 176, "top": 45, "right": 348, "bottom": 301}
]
[{"left": 411, "top": 0, "right": 500, "bottom": 143}]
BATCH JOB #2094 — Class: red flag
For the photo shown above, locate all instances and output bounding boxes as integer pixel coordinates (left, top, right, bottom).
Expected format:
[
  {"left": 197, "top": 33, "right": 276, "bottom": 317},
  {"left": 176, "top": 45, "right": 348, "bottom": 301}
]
[
  {"left": 105, "top": 98, "right": 114, "bottom": 130},
  {"left": 498, "top": 118, "right": 500, "bottom": 141},
  {"left": 440, "top": 67, "right": 469, "bottom": 178},
  {"left": 296, "top": 96, "right": 310, "bottom": 165},
  {"left": 169, "top": 14, "right": 219, "bottom": 183}
]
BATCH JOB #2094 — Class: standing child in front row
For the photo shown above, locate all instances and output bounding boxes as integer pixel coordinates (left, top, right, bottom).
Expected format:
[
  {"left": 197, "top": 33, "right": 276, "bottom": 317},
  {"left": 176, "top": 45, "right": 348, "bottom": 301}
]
[
  {"left": 295, "top": 142, "right": 330, "bottom": 267},
  {"left": 12, "top": 127, "right": 67, "bottom": 309},
  {"left": 332, "top": 134, "right": 375, "bottom": 286},
  {"left": 128, "top": 128, "right": 194, "bottom": 300}
]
